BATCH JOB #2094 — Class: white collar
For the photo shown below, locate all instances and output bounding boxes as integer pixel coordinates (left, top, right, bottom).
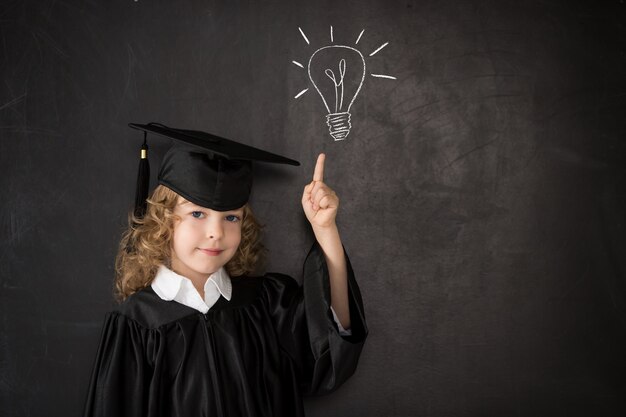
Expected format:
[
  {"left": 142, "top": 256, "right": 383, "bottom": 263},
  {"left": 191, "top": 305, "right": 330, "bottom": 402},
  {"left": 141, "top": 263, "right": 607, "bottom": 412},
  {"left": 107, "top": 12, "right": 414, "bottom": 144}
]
[{"left": 151, "top": 265, "right": 232, "bottom": 313}]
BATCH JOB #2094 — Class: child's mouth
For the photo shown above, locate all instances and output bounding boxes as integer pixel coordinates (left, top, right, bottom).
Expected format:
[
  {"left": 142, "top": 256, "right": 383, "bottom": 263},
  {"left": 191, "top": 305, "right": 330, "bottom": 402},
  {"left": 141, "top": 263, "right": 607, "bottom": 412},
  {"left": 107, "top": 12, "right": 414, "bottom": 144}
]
[{"left": 198, "top": 248, "right": 223, "bottom": 256}]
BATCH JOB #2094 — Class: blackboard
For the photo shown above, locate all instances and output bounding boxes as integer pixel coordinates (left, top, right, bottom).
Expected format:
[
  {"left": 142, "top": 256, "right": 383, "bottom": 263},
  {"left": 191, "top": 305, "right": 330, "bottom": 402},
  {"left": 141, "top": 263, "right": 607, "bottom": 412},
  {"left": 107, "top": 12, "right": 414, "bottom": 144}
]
[{"left": 1, "top": 0, "right": 625, "bottom": 416}]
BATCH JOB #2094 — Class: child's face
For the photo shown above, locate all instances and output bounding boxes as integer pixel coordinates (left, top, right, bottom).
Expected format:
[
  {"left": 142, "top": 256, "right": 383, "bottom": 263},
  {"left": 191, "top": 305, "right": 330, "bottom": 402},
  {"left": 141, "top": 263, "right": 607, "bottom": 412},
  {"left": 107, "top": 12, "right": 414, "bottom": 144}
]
[{"left": 170, "top": 199, "right": 243, "bottom": 282}]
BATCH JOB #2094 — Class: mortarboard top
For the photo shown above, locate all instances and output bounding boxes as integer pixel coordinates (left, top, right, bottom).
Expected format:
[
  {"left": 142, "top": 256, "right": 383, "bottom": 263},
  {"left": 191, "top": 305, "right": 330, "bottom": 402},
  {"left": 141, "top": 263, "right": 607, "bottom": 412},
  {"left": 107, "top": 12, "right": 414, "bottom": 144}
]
[{"left": 128, "top": 122, "right": 300, "bottom": 215}]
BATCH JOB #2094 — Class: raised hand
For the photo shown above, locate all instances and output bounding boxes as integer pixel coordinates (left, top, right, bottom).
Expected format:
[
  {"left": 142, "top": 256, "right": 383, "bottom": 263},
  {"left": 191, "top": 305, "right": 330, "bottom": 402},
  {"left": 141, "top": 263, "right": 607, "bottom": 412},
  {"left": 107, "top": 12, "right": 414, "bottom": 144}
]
[
  {"left": 301, "top": 154, "right": 350, "bottom": 329},
  {"left": 301, "top": 153, "right": 339, "bottom": 229}
]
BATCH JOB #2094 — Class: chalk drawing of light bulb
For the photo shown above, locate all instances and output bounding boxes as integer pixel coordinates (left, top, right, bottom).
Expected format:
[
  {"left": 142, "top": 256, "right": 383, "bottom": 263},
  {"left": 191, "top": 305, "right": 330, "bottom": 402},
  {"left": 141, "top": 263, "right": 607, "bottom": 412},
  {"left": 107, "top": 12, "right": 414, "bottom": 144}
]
[
  {"left": 292, "top": 26, "right": 396, "bottom": 142},
  {"left": 308, "top": 46, "right": 365, "bottom": 140}
]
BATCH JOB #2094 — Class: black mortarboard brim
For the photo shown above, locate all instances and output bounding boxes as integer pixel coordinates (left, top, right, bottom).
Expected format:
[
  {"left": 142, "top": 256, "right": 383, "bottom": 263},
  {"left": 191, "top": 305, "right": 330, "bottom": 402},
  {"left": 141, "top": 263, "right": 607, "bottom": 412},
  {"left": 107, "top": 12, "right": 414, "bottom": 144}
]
[{"left": 128, "top": 122, "right": 300, "bottom": 215}]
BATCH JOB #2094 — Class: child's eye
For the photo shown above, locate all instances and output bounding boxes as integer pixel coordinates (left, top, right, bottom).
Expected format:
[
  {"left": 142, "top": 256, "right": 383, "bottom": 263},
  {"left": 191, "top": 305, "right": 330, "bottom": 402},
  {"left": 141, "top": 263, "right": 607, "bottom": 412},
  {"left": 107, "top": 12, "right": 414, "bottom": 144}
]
[
  {"left": 191, "top": 211, "right": 205, "bottom": 219},
  {"left": 225, "top": 214, "right": 241, "bottom": 222}
]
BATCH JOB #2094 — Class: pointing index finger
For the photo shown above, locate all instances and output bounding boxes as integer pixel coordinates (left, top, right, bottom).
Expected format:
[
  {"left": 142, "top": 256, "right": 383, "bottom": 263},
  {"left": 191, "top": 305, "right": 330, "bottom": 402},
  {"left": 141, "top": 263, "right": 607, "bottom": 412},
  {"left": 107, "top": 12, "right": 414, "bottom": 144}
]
[{"left": 313, "top": 153, "right": 325, "bottom": 182}]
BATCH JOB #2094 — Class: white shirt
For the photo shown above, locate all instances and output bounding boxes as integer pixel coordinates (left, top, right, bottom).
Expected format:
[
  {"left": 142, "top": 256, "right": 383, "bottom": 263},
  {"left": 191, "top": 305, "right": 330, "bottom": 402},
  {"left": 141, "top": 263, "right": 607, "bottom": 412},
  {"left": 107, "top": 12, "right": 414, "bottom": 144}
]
[
  {"left": 151, "top": 265, "right": 351, "bottom": 335},
  {"left": 151, "top": 265, "right": 232, "bottom": 314}
]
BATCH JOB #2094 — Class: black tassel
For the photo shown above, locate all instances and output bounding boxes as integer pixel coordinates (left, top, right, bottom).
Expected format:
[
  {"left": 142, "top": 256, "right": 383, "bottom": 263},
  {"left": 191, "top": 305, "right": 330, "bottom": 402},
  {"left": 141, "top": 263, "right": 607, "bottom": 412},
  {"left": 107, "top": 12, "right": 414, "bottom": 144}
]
[{"left": 133, "top": 133, "right": 150, "bottom": 218}]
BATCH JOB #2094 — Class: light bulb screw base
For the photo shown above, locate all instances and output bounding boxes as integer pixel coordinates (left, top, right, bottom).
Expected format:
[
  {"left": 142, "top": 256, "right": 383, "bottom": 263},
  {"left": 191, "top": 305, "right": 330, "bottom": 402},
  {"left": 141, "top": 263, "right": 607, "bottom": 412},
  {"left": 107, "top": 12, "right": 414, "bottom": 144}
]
[{"left": 326, "top": 112, "right": 352, "bottom": 141}]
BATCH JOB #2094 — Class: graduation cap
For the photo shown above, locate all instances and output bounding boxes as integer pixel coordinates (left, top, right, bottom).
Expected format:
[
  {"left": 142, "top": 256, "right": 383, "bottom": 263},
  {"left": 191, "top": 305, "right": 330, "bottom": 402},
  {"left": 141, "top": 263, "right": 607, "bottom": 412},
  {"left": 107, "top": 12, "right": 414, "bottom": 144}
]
[{"left": 128, "top": 122, "right": 300, "bottom": 216}]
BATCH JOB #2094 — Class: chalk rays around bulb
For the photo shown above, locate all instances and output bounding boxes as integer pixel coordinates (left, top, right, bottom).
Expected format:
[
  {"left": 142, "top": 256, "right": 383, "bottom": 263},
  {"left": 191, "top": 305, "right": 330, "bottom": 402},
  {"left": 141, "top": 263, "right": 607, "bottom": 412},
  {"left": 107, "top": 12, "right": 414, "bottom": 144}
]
[{"left": 291, "top": 26, "right": 396, "bottom": 142}]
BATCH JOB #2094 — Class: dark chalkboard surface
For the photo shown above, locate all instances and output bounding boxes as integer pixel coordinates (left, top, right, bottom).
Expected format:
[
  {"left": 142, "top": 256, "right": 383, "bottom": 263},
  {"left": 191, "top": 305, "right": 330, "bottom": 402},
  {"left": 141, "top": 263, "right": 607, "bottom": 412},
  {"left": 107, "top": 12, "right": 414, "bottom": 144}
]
[{"left": 1, "top": 0, "right": 625, "bottom": 416}]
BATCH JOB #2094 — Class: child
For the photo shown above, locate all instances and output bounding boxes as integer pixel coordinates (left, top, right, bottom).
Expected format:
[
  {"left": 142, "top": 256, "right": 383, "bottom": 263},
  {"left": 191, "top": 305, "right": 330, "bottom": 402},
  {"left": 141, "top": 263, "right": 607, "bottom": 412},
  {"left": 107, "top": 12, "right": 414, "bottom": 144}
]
[{"left": 83, "top": 123, "right": 367, "bottom": 417}]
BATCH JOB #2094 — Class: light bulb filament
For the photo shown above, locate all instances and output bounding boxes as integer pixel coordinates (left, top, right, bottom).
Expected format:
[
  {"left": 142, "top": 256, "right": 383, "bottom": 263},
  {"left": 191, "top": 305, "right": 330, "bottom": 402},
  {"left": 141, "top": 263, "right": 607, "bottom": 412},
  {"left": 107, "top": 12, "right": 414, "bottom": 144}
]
[{"left": 324, "top": 59, "right": 347, "bottom": 113}]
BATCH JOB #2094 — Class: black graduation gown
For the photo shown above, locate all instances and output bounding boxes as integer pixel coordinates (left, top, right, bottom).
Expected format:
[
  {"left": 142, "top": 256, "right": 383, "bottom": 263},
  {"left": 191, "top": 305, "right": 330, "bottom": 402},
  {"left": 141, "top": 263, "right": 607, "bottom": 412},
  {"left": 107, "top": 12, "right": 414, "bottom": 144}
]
[{"left": 83, "top": 244, "right": 367, "bottom": 417}]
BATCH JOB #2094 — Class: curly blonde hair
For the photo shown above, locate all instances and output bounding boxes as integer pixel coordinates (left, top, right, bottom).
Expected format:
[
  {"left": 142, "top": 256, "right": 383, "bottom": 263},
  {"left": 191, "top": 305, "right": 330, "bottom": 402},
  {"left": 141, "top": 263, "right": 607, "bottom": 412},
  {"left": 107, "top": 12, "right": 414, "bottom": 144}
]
[{"left": 114, "top": 185, "right": 265, "bottom": 302}]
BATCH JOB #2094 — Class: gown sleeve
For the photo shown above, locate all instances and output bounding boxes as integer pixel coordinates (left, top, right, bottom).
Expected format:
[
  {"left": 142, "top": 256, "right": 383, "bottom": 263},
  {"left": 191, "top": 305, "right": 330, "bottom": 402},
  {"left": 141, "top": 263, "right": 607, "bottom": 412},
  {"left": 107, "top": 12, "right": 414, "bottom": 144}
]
[
  {"left": 264, "top": 242, "right": 368, "bottom": 396},
  {"left": 83, "top": 311, "right": 162, "bottom": 417}
]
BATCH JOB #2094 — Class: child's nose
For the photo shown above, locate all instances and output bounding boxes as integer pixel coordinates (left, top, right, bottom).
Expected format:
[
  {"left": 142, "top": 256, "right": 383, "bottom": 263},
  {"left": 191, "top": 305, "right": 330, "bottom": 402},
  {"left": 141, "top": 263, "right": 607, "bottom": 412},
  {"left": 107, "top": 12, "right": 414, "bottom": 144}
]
[{"left": 206, "top": 219, "right": 224, "bottom": 239}]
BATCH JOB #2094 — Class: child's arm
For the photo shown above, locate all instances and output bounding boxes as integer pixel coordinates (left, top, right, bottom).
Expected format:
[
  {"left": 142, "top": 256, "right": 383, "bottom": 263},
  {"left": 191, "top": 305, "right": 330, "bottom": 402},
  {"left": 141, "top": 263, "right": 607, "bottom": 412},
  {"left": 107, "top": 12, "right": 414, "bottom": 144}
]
[{"left": 301, "top": 153, "right": 350, "bottom": 330}]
